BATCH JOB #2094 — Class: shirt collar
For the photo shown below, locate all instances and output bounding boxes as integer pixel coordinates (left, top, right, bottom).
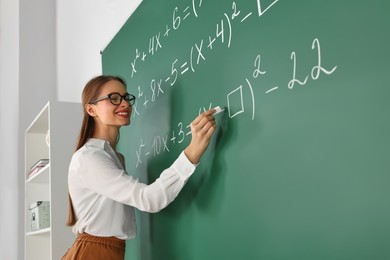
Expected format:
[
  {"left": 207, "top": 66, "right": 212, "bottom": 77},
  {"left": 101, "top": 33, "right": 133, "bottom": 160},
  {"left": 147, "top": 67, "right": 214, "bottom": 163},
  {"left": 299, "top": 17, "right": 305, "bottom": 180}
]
[{"left": 85, "top": 138, "right": 111, "bottom": 150}]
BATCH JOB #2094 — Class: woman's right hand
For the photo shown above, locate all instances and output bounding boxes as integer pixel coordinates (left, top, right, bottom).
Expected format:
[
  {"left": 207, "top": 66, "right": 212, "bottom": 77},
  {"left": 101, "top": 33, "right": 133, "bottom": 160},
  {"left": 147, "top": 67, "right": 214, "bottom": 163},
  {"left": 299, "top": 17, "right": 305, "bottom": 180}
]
[{"left": 184, "top": 109, "right": 217, "bottom": 164}]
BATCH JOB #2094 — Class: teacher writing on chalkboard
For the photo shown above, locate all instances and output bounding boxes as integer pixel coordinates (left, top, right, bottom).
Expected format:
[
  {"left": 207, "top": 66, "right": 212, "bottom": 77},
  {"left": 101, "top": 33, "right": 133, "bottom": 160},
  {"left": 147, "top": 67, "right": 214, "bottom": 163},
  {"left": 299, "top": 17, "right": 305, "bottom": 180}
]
[{"left": 62, "top": 75, "right": 216, "bottom": 260}]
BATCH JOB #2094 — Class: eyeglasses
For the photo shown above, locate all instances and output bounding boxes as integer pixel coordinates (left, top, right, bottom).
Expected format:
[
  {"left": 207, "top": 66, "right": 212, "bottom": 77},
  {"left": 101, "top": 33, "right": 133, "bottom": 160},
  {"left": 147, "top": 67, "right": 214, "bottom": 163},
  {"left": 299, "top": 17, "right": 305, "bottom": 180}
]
[{"left": 90, "top": 92, "right": 136, "bottom": 106}]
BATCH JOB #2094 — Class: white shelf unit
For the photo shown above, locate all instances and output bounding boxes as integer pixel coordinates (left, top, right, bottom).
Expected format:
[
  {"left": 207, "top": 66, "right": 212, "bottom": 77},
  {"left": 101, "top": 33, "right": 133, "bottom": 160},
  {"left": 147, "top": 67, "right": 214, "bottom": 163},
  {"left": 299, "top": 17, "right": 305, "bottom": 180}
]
[{"left": 25, "top": 101, "right": 82, "bottom": 260}]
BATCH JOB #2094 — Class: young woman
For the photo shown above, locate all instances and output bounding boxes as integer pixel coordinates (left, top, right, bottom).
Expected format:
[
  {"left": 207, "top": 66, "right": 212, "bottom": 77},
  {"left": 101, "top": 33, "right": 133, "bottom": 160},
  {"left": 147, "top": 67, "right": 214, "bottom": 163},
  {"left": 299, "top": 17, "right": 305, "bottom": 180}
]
[{"left": 62, "top": 75, "right": 216, "bottom": 259}]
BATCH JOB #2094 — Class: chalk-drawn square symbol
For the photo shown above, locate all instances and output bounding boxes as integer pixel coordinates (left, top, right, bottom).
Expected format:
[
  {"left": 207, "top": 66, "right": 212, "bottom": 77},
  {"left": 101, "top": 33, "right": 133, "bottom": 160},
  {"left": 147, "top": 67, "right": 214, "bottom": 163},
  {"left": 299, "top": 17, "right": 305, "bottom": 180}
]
[{"left": 227, "top": 85, "right": 244, "bottom": 118}]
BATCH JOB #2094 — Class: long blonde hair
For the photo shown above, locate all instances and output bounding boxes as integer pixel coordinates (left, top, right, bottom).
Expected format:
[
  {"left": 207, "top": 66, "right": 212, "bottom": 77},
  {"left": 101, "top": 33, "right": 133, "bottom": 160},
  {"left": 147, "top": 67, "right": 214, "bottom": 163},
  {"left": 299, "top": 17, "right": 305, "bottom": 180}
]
[{"left": 66, "top": 75, "right": 126, "bottom": 226}]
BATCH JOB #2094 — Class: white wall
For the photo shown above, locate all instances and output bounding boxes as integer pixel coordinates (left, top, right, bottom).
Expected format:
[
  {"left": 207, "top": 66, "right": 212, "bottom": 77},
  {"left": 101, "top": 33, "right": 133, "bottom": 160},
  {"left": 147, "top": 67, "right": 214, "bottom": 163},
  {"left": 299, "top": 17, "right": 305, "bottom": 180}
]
[
  {"left": 0, "top": 0, "right": 141, "bottom": 259},
  {"left": 0, "top": 0, "right": 20, "bottom": 259}
]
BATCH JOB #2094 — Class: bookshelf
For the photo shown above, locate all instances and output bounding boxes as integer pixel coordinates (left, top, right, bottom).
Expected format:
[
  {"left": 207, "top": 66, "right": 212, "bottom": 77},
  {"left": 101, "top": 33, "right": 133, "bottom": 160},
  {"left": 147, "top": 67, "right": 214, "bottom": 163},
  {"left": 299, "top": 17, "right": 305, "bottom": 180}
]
[{"left": 25, "top": 101, "right": 82, "bottom": 260}]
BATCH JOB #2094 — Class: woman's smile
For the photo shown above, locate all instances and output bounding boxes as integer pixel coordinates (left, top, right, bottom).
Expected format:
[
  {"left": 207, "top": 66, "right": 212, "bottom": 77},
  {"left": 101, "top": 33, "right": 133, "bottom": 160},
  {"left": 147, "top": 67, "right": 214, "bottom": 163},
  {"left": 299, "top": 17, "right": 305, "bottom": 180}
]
[{"left": 115, "top": 109, "right": 130, "bottom": 118}]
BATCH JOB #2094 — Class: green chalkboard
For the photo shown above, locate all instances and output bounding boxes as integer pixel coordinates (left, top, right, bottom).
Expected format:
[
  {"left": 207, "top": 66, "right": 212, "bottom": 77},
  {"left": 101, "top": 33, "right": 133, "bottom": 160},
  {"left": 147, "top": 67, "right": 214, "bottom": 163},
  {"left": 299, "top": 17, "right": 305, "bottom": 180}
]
[{"left": 102, "top": 0, "right": 390, "bottom": 259}]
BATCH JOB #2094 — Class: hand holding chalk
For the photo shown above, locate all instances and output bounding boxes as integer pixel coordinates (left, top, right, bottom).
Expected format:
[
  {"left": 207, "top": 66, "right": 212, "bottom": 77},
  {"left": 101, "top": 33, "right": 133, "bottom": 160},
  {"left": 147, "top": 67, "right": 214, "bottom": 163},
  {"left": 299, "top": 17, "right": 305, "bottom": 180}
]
[{"left": 184, "top": 107, "right": 218, "bottom": 164}]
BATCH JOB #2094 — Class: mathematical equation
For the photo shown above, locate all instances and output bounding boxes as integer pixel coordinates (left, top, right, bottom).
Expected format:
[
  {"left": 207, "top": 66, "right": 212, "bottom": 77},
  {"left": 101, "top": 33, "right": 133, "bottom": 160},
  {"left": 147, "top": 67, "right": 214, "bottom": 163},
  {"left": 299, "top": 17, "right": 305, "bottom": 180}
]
[
  {"left": 133, "top": 36, "right": 337, "bottom": 168},
  {"left": 130, "top": 0, "right": 279, "bottom": 119},
  {"left": 130, "top": 0, "right": 278, "bottom": 78},
  {"left": 127, "top": 0, "right": 338, "bottom": 168}
]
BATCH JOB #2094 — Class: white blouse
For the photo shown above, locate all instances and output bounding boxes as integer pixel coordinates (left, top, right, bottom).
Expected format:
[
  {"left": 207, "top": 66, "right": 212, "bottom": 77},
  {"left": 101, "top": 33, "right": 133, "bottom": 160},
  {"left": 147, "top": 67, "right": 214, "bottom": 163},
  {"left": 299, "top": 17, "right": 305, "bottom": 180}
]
[{"left": 68, "top": 138, "right": 196, "bottom": 239}]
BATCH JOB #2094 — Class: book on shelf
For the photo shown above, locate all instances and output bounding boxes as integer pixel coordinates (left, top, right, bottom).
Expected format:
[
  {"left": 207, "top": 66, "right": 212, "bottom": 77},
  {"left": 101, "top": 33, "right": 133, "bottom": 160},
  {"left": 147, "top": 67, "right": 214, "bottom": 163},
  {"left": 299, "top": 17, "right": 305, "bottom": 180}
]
[{"left": 27, "top": 159, "right": 49, "bottom": 178}]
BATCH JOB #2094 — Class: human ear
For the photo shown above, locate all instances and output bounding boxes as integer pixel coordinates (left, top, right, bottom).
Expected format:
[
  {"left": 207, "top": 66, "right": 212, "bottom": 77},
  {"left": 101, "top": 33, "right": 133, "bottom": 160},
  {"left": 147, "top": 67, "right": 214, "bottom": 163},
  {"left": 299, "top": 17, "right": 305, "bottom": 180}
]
[{"left": 85, "top": 104, "right": 97, "bottom": 117}]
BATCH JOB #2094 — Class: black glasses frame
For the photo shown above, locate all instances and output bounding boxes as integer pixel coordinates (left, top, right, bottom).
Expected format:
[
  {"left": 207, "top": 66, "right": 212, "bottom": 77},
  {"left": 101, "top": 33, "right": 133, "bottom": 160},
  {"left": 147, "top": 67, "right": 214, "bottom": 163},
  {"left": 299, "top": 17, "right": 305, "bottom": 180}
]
[{"left": 90, "top": 92, "right": 136, "bottom": 106}]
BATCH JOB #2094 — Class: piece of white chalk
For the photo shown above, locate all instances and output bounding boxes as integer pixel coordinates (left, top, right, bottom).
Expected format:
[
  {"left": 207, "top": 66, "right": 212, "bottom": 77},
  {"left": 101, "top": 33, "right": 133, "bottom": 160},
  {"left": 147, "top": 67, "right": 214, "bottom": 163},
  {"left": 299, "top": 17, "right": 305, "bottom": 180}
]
[{"left": 212, "top": 106, "right": 224, "bottom": 116}]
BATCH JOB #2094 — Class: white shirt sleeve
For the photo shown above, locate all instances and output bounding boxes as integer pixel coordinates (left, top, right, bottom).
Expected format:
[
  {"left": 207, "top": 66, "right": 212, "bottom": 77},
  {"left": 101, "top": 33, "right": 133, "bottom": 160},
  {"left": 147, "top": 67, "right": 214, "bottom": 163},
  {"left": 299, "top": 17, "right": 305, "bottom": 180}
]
[{"left": 77, "top": 148, "right": 196, "bottom": 213}]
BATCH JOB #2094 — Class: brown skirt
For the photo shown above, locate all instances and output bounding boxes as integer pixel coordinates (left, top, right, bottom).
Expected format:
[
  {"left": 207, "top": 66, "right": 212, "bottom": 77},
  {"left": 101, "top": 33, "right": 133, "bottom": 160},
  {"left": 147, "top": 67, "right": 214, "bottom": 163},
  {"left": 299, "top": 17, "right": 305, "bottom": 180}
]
[{"left": 62, "top": 233, "right": 126, "bottom": 260}]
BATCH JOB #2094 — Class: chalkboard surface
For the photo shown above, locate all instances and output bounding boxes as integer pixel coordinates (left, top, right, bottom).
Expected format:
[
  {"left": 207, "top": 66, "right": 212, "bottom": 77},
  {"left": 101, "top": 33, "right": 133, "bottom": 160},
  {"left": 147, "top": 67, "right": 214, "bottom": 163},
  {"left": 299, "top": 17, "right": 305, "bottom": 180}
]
[{"left": 102, "top": 1, "right": 390, "bottom": 259}]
